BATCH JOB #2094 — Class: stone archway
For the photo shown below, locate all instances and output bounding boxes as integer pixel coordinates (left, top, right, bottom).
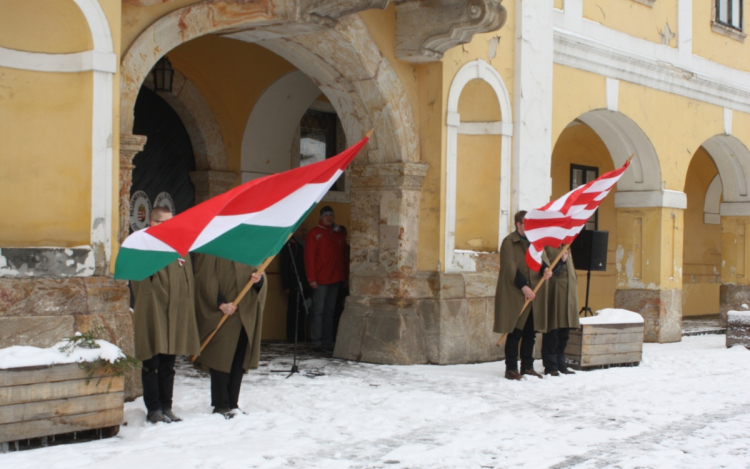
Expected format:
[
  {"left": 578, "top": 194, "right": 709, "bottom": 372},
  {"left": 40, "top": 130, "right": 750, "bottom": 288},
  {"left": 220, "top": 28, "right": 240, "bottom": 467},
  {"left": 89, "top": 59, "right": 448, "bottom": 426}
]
[{"left": 120, "top": 0, "right": 431, "bottom": 363}]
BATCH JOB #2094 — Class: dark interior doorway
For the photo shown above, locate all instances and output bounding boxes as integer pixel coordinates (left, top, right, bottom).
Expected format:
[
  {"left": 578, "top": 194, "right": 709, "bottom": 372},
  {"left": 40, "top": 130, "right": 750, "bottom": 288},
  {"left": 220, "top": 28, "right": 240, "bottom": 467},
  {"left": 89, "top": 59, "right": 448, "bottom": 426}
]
[{"left": 131, "top": 86, "right": 196, "bottom": 229}]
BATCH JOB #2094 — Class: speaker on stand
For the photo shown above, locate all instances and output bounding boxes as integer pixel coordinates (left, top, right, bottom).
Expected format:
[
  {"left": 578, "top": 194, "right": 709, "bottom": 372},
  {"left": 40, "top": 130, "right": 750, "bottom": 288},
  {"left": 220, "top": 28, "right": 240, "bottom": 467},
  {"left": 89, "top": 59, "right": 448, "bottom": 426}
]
[{"left": 570, "top": 230, "right": 609, "bottom": 317}]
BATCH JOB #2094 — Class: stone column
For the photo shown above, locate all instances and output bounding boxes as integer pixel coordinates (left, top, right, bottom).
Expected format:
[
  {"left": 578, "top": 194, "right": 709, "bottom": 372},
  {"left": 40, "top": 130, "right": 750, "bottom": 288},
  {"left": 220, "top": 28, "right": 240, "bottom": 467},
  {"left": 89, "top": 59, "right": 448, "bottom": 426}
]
[
  {"left": 119, "top": 134, "right": 147, "bottom": 244},
  {"left": 720, "top": 215, "right": 750, "bottom": 325},
  {"left": 189, "top": 170, "right": 238, "bottom": 204},
  {"left": 334, "top": 162, "right": 429, "bottom": 364},
  {"left": 613, "top": 206, "right": 684, "bottom": 343}
]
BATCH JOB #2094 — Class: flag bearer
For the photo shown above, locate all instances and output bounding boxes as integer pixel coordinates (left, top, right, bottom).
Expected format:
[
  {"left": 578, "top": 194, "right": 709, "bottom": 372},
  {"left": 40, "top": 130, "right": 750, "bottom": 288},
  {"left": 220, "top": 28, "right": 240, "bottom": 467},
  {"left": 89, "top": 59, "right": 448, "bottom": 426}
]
[
  {"left": 193, "top": 255, "right": 267, "bottom": 418},
  {"left": 131, "top": 206, "right": 200, "bottom": 424},
  {"left": 542, "top": 246, "right": 579, "bottom": 376},
  {"left": 494, "top": 210, "right": 552, "bottom": 380}
]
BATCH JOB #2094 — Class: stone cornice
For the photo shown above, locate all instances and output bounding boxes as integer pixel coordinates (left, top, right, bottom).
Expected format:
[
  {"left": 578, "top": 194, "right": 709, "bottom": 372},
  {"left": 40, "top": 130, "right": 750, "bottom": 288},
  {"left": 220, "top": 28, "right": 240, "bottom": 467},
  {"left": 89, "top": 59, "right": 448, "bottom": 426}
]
[
  {"left": 395, "top": 0, "right": 507, "bottom": 62},
  {"left": 303, "top": 0, "right": 507, "bottom": 62},
  {"left": 553, "top": 28, "right": 750, "bottom": 115}
]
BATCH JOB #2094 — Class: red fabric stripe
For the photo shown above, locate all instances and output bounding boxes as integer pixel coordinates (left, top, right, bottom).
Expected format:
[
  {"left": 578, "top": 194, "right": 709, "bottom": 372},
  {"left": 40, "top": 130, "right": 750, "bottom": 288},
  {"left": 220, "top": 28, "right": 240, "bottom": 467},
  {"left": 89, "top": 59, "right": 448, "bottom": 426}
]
[
  {"left": 522, "top": 159, "right": 630, "bottom": 271},
  {"left": 145, "top": 136, "right": 369, "bottom": 255}
]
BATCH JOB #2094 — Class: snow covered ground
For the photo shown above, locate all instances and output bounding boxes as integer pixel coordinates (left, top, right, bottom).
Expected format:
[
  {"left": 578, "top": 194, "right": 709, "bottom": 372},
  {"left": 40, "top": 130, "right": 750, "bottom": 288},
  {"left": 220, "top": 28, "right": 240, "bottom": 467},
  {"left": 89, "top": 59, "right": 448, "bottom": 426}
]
[{"left": 3, "top": 335, "right": 750, "bottom": 469}]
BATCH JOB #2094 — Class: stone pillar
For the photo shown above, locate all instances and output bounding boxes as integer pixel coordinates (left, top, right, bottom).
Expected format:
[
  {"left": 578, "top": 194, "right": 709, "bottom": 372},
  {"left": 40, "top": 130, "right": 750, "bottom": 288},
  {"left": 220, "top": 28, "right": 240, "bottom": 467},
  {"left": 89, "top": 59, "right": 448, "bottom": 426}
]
[
  {"left": 720, "top": 216, "right": 750, "bottom": 325},
  {"left": 189, "top": 170, "right": 238, "bottom": 204},
  {"left": 119, "top": 134, "right": 147, "bottom": 244},
  {"left": 335, "top": 162, "right": 429, "bottom": 364},
  {"left": 613, "top": 206, "right": 683, "bottom": 343}
]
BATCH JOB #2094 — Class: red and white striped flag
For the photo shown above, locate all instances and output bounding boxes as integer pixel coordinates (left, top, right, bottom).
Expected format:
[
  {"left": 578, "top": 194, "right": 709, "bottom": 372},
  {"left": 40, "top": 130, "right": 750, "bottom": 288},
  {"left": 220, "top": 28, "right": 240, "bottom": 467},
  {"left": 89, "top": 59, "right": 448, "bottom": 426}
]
[{"left": 523, "top": 158, "right": 632, "bottom": 272}]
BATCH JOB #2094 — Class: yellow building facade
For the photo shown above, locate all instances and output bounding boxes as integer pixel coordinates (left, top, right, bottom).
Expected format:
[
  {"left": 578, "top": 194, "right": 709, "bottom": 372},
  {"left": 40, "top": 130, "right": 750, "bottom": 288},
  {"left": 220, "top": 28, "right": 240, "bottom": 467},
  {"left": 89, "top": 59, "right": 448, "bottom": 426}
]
[{"left": 3, "top": 0, "right": 750, "bottom": 385}]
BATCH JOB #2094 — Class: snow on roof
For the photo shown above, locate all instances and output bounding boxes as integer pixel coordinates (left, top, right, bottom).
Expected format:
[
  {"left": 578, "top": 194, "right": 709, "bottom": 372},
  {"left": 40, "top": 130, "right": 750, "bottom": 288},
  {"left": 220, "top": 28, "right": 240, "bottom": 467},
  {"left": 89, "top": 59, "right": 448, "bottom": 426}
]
[
  {"left": 579, "top": 308, "right": 644, "bottom": 325},
  {"left": 0, "top": 336, "right": 124, "bottom": 370}
]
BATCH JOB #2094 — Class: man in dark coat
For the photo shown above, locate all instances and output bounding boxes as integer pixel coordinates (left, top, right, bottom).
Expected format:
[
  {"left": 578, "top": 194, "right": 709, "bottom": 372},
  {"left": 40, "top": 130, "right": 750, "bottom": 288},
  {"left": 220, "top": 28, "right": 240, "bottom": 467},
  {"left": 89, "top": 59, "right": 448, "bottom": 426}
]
[
  {"left": 542, "top": 246, "right": 580, "bottom": 376},
  {"left": 194, "top": 255, "right": 267, "bottom": 418},
  {"left": 281, "top": 225, "right": 311, "bottom": 343},
  {"left": 494, "top": 210, "right": 552, "bottom": 380},
  {"left": 131, "top": 207, "right": 200, "bottom": 424}
]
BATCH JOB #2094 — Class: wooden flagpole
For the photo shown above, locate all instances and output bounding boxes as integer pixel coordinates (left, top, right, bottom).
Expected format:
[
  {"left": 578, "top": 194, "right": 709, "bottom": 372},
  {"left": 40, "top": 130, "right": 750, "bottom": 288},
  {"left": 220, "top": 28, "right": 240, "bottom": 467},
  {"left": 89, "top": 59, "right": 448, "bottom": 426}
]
[
  {"left": 496, "top": 244, "right": 570, "bottom": 348},
  {"left": 190, "top": 234, "right": 292, "bottom": 362}
]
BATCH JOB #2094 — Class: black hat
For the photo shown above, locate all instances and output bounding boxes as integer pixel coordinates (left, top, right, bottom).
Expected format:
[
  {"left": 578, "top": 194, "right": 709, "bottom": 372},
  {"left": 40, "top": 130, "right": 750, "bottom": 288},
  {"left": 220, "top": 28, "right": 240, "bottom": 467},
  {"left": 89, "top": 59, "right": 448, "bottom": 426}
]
[{"left": 319, "top": 206, "right": 334, "bottom": 218}]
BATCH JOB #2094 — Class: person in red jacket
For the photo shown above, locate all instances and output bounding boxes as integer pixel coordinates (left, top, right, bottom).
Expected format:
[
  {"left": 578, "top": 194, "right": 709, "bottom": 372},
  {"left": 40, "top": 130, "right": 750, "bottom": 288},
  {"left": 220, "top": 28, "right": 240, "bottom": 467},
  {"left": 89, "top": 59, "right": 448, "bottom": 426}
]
[{"left": 305, "top": 206, "right": 347, "bottom": 351}]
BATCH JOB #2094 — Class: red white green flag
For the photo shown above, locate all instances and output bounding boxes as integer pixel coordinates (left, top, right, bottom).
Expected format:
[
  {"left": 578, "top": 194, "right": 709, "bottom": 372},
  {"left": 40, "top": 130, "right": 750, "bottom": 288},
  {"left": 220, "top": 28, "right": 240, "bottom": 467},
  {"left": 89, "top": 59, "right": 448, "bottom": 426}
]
[{"left": 114, "top": 134, "right": 370, "bottom": 280}]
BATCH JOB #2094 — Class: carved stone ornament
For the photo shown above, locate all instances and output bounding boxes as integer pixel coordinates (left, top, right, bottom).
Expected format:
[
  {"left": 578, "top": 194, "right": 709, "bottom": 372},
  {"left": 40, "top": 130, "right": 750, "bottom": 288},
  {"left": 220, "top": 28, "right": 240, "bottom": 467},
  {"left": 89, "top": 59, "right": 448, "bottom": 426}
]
[
  {"left": 302, "top": 0, "right": 393, "bottom": 27},
  {"left": 394, "top": 0, "right": 507, "bottom": 62}
]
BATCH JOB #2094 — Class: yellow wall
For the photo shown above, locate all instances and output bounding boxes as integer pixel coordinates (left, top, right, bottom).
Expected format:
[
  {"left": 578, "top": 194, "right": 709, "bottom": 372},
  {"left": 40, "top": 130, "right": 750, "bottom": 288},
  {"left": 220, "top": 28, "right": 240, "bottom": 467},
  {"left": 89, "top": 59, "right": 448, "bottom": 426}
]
[
  {"left": 0, "top": 0, "right": 93, "bottom": 53},
  {"left": 0, "top": 1, "right": 121, "bottom": 250},
  {"left": 616, "top": 207, "right": 683, "bottom": 290},
  {"left": 416, "top": 61, "right": 444, "bottom": 271},
  {"left": 430, "top": 0, "right": 516, "bottom": 269},
  {"left": 682, "top": 147, "right": 720, "bottom": 316},
  {"left": 0, "top": 68, "right": 93, "bottom": 246},
  {"left": 454, "top": 79, "right": 502, "bottom": 252},
  {"left": 692, "top": 0, "right": 750, "bottom": 73},
  {"left": 551, "top": 65, "right": 606, "bottom": 146},
  {"left": 551, "top": 123, "right": 617, "bottom": 313},
  {"left": 721, "top": 216, "right": 750, "bottom": 286},
  {"left": 617, "top": 80, "right": 724, "bottom": 192},
  {"left": 583, "top": 0, "right": 678, "bottom": 47}
]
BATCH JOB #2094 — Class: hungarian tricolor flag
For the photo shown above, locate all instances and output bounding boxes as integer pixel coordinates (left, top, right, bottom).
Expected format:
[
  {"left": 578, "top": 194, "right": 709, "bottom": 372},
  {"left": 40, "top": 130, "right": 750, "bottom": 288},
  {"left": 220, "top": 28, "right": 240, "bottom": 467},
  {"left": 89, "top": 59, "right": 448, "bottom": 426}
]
[
  {"left": 114, "top": 134, "right": 370, "bottom": 280},
  {"left": 523, "top": 157, "right": 632, "bottom": 272}
]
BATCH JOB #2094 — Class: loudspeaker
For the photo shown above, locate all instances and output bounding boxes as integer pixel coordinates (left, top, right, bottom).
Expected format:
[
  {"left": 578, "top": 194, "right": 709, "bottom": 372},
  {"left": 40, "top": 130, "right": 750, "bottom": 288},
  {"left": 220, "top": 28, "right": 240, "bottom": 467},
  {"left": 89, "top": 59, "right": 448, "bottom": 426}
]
[{"left": 571, "top": 230, "right": 608, "bottom": 272}]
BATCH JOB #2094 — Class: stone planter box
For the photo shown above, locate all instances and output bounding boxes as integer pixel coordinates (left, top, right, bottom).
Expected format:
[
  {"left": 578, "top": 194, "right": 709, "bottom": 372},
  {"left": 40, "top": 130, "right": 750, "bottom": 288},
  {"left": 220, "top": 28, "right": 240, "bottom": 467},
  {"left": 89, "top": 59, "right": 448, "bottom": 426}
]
[
  {"left": 726, "top": 311, "right": 750, "bottom": 349},
  {"left": 565, "top": 311, "right": 644, "bottom": 370},
  {"left": 0, "top": 363, "right": 124, "bottom": 448}
]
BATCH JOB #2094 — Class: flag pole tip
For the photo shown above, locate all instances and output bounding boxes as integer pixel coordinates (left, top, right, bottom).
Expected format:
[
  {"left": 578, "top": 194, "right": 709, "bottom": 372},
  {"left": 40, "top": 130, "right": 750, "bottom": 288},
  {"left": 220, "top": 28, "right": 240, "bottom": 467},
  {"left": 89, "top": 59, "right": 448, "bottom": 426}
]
[{"left": 365, "top": 129, "right": 374, "bottom": 139}]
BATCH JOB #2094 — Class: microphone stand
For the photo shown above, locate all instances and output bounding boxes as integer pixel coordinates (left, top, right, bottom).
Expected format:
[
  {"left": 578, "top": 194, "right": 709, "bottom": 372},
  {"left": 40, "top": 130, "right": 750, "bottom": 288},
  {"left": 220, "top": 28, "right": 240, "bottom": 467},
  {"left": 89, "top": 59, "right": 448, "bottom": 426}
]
[{"left": 271, "top": 239, "right": 321, "bottom": 378}]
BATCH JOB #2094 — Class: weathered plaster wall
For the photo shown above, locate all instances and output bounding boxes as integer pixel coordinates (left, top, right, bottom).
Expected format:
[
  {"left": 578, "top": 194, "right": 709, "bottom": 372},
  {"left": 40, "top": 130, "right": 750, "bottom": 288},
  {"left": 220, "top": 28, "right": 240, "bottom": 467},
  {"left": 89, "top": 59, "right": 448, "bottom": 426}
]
[
  {"left": 692, "top": 0, "right": 750, "bottom": 73},
  {"left": 682, "top": 147, "right": 721, "bottom": 316},
  {"left": 416, "top": 62, "right": 443, "bottom": 272},
  {"left": 583, "top": 0, "right": 679, "bottom": 47},
  {"left": 0, "top": 67, "right": 94, "bottom": 246},
  {"left": 0, "top": 0, "right": 93, "bottom": 53},
  {"left": 435, "top": 0, "right": 516, "bottom": 270},
  {"left": 617, "top": 80, "right": 724, "bottom": 192},
  {"left": 551, "top": 64, "right": 606, "bottom": 147},
  {"left": 454, "top": 79, "right": 502, "bottom": 252},
  {"left": 121, "top": 0, "right": 204, "bottom": 54},
  {"left": 551, "top": 122, "right": 617, "bottom": 314}
]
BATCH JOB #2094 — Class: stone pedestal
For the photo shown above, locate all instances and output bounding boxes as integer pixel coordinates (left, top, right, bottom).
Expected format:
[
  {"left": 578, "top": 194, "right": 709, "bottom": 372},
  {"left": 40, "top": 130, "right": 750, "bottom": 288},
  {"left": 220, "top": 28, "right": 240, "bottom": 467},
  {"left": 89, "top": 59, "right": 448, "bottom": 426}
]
[
  {"left": 614, "top": 206, "right": 684, "bottom": 343},
  {"left": 614, "top": 288, "right": 681, "bottom": 343},
  {"left": 189, "top": 170, "right": 237, "bottom": 204},
  {"left": 0, "top": 277, "right": 139, "bottom": 400},
  {"left": 335, "top": 159, "right": 504, "bottom": 364},
  {"left": 719, "top": 284, "right": 750, "bottom": 326}
]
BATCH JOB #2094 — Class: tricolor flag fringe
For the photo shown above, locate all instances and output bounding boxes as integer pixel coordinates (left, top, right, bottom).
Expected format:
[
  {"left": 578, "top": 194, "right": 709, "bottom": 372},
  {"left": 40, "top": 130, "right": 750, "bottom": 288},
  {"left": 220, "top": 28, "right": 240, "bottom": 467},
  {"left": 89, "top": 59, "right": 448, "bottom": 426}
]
[
  {"left": 523, "top": 158, "right": 632, "bottom": 272},
  {"left": 115, "top": 135, "right": 370, "bottom": 280}
]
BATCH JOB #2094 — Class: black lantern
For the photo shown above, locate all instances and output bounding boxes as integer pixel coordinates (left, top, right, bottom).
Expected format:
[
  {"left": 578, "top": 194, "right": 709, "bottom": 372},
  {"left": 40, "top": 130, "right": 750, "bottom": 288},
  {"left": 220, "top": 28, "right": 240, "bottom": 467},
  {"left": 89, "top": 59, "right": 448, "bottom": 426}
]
[{"left": 153, "top": 57, "right": 174, "bottom": 92}]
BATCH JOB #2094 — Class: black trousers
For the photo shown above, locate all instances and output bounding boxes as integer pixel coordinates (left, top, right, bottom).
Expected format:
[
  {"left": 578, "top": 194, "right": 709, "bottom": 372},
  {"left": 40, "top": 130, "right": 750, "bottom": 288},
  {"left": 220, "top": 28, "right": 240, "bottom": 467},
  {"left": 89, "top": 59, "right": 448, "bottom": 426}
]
[
  {"left": 505, "top": 312, "right": 536, "bottom": 372},
  {"left": 286, "top": 289, "right": 307, "bottom": 343},
  {"left": 542, "top": 328, "right": 571, "bottom": 373},
  {"left": 210, "top": 327, "right": 248, "bottom": 410},
  {"left": 141, "top": 354, "right": 176, "bottom": 413}
]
